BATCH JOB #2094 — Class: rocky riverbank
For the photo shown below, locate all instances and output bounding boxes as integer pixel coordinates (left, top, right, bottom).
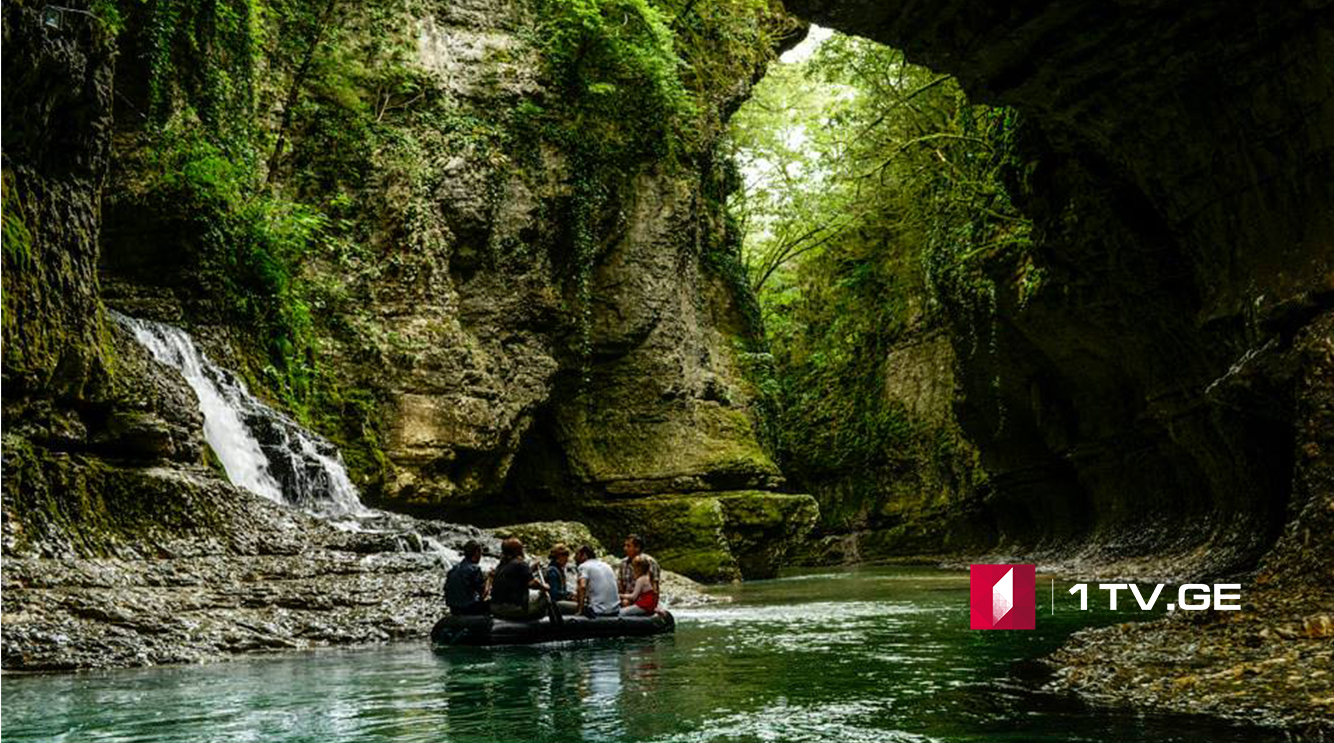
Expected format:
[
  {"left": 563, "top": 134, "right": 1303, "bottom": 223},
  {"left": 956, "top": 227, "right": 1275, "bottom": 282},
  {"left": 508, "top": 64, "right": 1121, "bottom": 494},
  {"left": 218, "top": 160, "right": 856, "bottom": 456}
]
[
  {"left": 1046, "top": 583, "right": 1334, "bottom": 737},
  {"left": 1, "top": 473, "right": 480, "bottom": 671},
  {"left": 3, "top": 494, "right": 716, "bottom": 672},
  {"left": 837, "top": 551, "right": 1334, "bottom": 736}
]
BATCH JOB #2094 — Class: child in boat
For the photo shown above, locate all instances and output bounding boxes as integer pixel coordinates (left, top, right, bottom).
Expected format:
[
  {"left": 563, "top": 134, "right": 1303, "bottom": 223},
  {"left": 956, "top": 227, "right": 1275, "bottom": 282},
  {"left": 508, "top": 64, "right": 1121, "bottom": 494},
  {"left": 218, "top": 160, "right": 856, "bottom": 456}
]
[{"left": 618, "top": 555, "right": 658, "bottom": 616}]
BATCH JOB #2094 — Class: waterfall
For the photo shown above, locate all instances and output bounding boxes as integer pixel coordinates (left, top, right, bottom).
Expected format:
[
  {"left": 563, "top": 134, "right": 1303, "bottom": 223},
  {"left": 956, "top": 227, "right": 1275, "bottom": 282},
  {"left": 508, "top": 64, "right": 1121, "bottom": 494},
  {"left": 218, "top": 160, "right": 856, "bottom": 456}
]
[{"left": 113, "top": 312, "right": 367, "bottom": 517}]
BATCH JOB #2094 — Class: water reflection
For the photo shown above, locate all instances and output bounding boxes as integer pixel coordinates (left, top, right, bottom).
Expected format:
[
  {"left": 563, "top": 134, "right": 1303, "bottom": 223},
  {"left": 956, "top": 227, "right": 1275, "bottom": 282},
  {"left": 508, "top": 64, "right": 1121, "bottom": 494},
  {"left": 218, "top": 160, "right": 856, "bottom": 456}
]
[{"left": 422, "top": 637, "right": 674, "bottom": 742}]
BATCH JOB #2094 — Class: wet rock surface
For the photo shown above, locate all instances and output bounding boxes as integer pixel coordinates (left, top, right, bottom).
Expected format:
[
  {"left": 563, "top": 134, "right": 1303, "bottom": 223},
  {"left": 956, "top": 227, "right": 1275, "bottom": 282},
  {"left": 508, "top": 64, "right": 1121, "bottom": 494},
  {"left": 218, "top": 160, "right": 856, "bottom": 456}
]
[
  {"left": 2, "top": 507, "right": 721, "bottom": 671},
  {"left": 0, "top": 454, "right": 718, "bottom": 672},
  {"left": 1047, "top": 585, "right": 1334, "bottom": 737},
  {"left": 2, "top": 477, "right": 493, "bottom": 671}
]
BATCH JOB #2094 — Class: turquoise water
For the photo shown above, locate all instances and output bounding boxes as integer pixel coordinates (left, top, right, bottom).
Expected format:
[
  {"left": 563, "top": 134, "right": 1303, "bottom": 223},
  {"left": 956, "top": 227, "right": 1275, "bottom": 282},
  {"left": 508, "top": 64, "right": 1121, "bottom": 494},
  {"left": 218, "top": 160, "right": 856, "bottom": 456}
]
[{"left": 1, "top": 566, "right": 1275, "bottom": 742}]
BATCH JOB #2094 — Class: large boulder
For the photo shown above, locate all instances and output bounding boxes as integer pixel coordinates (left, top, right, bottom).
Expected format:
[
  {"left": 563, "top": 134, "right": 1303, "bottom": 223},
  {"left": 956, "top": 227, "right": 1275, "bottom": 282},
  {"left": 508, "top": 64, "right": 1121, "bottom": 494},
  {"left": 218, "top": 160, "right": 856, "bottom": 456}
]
[
  {"left": 489, "top": 521, "right": 605, "bottom": 559},
  {"left": 716, "top": 492, "right": 821, "bottom": 579},
  {"left": 582, "top": 491, "right": 818, "bottom": 582}
]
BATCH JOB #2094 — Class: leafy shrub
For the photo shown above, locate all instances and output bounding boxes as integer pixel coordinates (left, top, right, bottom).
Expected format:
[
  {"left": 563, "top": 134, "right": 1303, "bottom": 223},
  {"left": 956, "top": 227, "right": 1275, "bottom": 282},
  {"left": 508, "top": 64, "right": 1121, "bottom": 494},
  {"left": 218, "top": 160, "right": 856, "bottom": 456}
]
[{"left": 142, "top": 128, "right": 325, "bottom": 403}]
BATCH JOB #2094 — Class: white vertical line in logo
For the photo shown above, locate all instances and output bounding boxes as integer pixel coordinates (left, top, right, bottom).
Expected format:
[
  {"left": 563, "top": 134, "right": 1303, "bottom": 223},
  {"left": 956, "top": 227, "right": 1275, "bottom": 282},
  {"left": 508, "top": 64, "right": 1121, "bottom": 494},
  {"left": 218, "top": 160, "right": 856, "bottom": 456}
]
[{"left": 992, "top": 567, "right": 1014, "bottom": 626}]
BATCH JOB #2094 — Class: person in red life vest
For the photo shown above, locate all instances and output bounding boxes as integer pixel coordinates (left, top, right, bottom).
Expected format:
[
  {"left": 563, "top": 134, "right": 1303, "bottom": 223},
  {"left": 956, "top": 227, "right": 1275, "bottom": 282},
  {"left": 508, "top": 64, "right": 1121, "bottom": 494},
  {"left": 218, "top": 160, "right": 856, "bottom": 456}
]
[{"left": 618, "top": 554, "right": 659, "bottom": 616}]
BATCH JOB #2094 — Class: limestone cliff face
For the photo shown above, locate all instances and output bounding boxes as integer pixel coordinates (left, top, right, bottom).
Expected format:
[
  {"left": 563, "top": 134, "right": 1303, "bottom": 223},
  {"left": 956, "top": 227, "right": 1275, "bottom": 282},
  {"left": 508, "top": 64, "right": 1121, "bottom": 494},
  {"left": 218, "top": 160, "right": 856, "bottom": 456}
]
[
  {"left": 789, "top": 322, "right": 992, "bottom": 565},
  {"left": 352, "top": 134, "right": 783, "bottom": 511},
  {"left": 349, "top": 3, "right": 810, "bottom": 580},
  {"left": 9, "top": 0, "right": 814, "bottom": 583},
  {"left": 297, "top": 1, "right": 809, "bottom": 580},
  {"left": 552, "top": 172, "right": 783, "bottom": 499},
  {"left": 787, "top": 0, "right": 1334, "bottom": 576},
  {"left": 845, "top": 331, "right": 988, "bottom": 558}
]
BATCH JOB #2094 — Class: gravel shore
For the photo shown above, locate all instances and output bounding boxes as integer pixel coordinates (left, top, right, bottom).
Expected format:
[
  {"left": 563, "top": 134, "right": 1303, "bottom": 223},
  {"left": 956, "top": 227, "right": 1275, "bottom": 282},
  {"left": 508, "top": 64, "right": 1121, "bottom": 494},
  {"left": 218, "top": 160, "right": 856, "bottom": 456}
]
[{"left": 1046, "top": 582, "right": 1333, "bottom": 738}]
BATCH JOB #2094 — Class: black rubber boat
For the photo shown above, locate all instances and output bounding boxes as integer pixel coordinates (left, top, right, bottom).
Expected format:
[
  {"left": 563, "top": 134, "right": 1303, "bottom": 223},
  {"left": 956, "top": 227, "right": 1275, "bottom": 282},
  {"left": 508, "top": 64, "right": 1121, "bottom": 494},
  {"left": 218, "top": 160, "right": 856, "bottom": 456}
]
[{"left": 430, "top": 611, "right": 675, "bottom": 647}]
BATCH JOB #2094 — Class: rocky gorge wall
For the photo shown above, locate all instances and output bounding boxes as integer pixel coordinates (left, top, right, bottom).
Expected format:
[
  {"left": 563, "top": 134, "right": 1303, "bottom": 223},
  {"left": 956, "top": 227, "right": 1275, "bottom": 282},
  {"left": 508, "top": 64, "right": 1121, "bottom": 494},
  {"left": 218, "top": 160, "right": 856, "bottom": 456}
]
[
  {"left": 787, "top": 0, "right": 1334, "bottom": 579},
  {"left": 785, "top": 315, "right": 994, "bottom": 565},
  {"left": 1, "top": 0, "right": 817, "bottom": 672},
  {"left": 7, "top": 0, "right": 1328, "bottom": 591},
  {"left": 4, "top": 0, "right": 817, "bottom": 587}
]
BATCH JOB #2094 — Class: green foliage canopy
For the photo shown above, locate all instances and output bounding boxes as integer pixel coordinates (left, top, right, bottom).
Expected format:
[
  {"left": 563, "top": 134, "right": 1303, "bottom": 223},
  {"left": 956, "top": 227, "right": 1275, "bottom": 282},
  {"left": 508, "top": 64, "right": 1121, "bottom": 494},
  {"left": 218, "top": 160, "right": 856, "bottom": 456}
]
[{"left": 725, "top": 31, "right": 1032, "bottom": 477}]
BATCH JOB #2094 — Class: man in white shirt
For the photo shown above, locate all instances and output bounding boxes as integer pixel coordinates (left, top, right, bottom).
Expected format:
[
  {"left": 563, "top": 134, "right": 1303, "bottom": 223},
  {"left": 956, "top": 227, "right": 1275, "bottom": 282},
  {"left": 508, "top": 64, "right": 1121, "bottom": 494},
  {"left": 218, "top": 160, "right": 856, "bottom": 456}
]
[{"left": 574, "top": 545, "right": 620, "bottom": 618}]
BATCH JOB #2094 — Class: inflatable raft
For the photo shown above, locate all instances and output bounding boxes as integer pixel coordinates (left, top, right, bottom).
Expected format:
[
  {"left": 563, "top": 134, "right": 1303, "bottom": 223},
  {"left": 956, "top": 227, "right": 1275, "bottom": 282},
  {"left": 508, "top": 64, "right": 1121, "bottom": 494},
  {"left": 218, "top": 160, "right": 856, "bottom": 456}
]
[{"left": 431, "top": 611, "right": 675, "bottom": 647}]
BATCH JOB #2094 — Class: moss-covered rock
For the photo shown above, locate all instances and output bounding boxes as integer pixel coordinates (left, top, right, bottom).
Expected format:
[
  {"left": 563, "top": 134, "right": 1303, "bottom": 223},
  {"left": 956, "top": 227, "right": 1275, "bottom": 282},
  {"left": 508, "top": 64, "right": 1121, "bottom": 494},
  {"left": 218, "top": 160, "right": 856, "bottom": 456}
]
[
  {"left": 580, "top": 491, "right": 819, "bottom": 583},
  {"left": 1, "top": 4, "right": 116, "bottom": 406},
  {"left": 1, "top": 436, "right": 233, "bottom": 560},
  {"left": 716, "top": 492, "right": 819, "bottom": 579},
  {"left": 582, "top": 495, "right": 739, "bottom": 582},
  {"left": 489, "top": 521, "right": 605, "bottom": 559}
]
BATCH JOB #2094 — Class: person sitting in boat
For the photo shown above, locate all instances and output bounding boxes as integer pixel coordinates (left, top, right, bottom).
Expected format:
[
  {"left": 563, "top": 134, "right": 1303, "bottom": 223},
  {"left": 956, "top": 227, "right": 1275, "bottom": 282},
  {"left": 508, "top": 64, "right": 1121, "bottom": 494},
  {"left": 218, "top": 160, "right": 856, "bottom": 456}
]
[
  {"left": 489, "top": 538, "right": 550, "bottom": 621},
  {"left": 618, "top": 534, "right": 661, "bottom": 598},
  {"left": 574, "top": 545, "right": 620, "bottom": 619},
  {"left": 618, "top": 554, "right": 659, "bottom": 616},
  {"left": 545, "top": 544, "right": 580, "bottom": 615},
  {"left": 444, "top": 540, "right": 489, "bottom": 616}
]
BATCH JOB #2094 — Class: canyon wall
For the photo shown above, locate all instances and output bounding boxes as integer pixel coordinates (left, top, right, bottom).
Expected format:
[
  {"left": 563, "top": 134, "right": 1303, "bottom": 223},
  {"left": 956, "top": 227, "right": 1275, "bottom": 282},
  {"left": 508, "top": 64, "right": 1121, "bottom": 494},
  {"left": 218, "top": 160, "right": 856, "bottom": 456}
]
[
  {"left": 784, "top": 309, "right": 993, "bottom": 565},
  {"left": 10, "top": 0, "right": 1328, "bottom": 594},
  {"left": 3, "top": 0, "right": 815, "bottom": 584},
  {"left": 787, "top": 0, "right": 1334, "bottom": 577}
]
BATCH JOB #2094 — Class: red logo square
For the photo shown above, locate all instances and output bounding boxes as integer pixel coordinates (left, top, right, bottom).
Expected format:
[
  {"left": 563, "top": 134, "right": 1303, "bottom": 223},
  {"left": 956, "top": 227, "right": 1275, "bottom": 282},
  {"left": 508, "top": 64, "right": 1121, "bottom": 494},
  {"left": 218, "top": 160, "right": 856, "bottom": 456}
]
[{"left": 970, "top": 564, "right": 1036, "bottom": 630}]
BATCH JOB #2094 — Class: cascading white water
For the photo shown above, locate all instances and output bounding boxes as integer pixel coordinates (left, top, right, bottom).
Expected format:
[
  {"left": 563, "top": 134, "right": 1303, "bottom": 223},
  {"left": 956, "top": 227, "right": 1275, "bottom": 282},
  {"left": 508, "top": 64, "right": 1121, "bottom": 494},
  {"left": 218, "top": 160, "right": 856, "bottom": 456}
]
[{"left": 114, "top": 311, "right": 367, "bottom": 517}]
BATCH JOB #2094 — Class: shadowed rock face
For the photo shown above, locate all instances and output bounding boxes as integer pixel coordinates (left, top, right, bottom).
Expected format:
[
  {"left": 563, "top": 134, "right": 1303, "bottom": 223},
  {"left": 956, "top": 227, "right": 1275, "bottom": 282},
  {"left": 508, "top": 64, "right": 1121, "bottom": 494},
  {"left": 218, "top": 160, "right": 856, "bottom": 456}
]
[
  {"left": 1, "top": 4, "right": 116, "bottom": 406},
  {"left": 787, "top": 0, "right": 1334, "bottom": 574}
]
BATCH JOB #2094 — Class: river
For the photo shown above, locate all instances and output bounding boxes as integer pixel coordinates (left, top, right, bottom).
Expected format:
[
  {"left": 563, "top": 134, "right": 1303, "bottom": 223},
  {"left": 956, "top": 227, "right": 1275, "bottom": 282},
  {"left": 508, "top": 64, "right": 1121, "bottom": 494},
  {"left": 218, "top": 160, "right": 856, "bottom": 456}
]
[{"left": 1, "top": 566, "right": 1276, "bottom": 742}]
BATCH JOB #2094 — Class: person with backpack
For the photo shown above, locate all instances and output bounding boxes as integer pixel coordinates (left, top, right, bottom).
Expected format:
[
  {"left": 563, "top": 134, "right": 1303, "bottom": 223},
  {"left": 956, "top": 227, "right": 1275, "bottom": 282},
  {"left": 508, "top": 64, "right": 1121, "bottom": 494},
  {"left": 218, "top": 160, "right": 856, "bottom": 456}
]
[{"left": 444, "top": 540, "right": 489, "bottom": 616}]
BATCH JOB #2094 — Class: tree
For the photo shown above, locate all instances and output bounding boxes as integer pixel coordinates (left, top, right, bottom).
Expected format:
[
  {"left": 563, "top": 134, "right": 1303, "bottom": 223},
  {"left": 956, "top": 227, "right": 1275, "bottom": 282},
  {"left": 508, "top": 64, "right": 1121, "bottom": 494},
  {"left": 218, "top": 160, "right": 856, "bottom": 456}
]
[{"left": 725, "top": 30, "right": 1032, "bottom": 475}]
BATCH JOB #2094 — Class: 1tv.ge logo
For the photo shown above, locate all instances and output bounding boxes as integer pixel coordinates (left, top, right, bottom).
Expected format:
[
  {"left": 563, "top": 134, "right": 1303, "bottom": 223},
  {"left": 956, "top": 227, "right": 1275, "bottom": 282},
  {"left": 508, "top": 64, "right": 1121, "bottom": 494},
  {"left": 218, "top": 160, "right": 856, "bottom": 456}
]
[
  {"left": 970, "top": 564, "right": 1036, "bottom": 630},
  {"left": 969, "top": 563, "right": 1243, "bottom": 630}
]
